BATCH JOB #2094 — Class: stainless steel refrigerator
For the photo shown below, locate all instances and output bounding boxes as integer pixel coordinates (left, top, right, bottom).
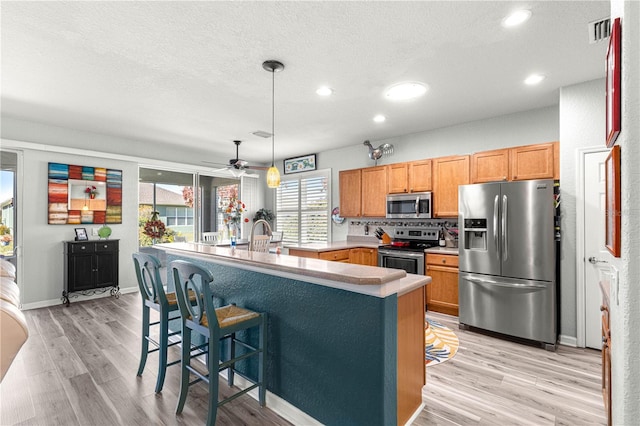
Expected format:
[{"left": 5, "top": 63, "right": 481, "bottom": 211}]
[{"left": 458, "top": 179, "right": 557, "bottom": 348}]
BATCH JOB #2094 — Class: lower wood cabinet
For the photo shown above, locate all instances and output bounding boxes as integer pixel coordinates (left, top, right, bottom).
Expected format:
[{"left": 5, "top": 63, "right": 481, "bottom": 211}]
[
  {"left": 425, "top": 253, "right": 459, "bottom": 316},
  {"left": 63, "top": 240, "right": 119, "bottom": 305},
  {"left": 288, "top": 247, "right": 378, "bottom": 266},
  {"left": 349, "top": 248, "right": 378, "bottom": 266},
  {"left": 319, "top": 249, "right": 350, "bottom": 263}
]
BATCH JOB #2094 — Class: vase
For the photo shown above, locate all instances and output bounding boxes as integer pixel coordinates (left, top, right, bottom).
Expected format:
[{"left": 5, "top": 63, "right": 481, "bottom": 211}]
[{"left": 90, "top": 193, "right": 96, "bottom": 199}]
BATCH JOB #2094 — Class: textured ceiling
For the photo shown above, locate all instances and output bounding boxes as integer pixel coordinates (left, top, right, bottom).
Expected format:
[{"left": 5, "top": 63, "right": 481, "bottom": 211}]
[{"left": 1, "top": 1, "right": 610, "bottom": 167}]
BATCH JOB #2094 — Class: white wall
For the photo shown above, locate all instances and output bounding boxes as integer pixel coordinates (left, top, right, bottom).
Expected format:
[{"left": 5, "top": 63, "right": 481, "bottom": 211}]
[
  {"left": 610, "top": 1, "right": 640, "bottom": 424},
  {"left": 320, "top": 105, "right": 559, "bottom": 241},
  {"left": 558, "top": 78, "right": 606, "bottom": 340},
  {"left": 17, "top": 147, "right": 139, "bottom": 307}
]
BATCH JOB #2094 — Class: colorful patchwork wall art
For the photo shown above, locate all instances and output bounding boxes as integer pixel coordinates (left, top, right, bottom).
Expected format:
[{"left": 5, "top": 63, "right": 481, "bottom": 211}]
[{"left": 48, "top": 163, "right": 122, "bottom": 224}]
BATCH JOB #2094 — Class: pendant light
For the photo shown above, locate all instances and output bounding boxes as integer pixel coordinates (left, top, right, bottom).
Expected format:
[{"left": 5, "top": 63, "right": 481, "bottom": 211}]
[{"left": 263, "top": 60, "right": 284, "bottom": 188}]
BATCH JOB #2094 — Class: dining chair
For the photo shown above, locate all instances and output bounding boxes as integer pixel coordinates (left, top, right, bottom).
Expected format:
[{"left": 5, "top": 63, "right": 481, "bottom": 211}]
[
  {"left": 171, "top": 260, "right": 267, "bottom": 425},
  {"left": 132, "top": 252, "right": 187, "bottom": 393}
]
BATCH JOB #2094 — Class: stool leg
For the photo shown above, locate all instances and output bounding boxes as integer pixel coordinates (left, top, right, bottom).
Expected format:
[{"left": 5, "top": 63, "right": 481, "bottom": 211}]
[
  {"left": 258, "top": 314, "right": 267, "bottom": 407},
  {"left": 155, "top": 309, "right": 169, "bottom": 393},
  {"left": 176, "top": 325, "right": 191, "bottom": 415},
  {"left": 207, "top": 335, "right": 220, "bottom": 426},
  {"left": 227, "top": 332, "right": 235, "bottom": 387},
  {"left": 137, "top": 305, "right": 150, "bottom": 377}
]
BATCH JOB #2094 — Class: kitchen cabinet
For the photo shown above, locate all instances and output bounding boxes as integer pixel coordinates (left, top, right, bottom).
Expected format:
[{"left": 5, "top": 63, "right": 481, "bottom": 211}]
[
  {"left": 387, "top": 160, "right": 432, "bottom": 194},
  {"left": 388, "top": 163, "right": 409, "bottom": 194},
  {"left": 601, "top": 303, "right": 612, "bottom": 425},
  {"left": 471, "top": 148, "right": 509, "bottom": 183},
  {"left": 425, "top": 254, "right": 458, "bottom": 316},
  {"left": 349, "top": 247, "right": 378, "bottom": 266},
  {"left": 409, "top": 160, "right": 432, "bottom": 192},
  {"left": 510, "top": 142, "right": 556, "bottom": 181},
  {"left": 319, "top": 249, "right": 350, "bottom": 263},
  {"left": 361, "top": 166, "right": 387, "bottom": 217},
  {"left": 339, "top": 169, "right": 362, "bottom": 217},
  {"left": 63, "top": 240, "right": 119, "bottom": 306},
  {"left": 433, "top": 155, "right": 470, "bottom": 218}
]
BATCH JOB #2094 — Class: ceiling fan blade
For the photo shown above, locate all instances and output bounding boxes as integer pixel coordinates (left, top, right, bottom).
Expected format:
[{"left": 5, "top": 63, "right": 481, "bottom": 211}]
[{"left": 246, "top": 165, "right": 270, "bottom": 171}]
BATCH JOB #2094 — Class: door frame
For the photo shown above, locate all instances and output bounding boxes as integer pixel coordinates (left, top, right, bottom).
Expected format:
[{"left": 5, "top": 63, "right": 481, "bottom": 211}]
[
  {"left": 575, "top": 146, "right": 609, "bottom": 348},
  {"left": 0, "top": 148, "right": 24, "bottom": 306}
]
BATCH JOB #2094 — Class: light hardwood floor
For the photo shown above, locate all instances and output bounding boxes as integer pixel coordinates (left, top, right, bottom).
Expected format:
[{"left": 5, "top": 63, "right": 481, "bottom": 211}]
[
  {"left": 416, "top": 311, "right": 606, "bottom": 426},
  {"left": 1, "top": 295, "right": 606, "bottom": 425},
  {"left": 0, "top": 293, "right": 292, "bottom": 426}
]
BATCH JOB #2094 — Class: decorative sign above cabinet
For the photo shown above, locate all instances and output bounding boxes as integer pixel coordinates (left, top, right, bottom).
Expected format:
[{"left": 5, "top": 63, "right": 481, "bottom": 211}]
[{"left": 48, "top": 162, "right": 122, "bottom": 224}]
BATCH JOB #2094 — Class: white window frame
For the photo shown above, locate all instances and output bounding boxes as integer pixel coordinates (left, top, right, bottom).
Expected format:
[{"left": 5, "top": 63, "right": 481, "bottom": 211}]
[{"left": 276, "top": 169, "right": 331, "bottom": 245}]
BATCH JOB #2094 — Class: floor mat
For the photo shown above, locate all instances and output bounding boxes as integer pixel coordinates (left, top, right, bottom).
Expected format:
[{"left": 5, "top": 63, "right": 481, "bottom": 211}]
[{"left": 425, "top": 317, "right": 459, "bottom": 366}]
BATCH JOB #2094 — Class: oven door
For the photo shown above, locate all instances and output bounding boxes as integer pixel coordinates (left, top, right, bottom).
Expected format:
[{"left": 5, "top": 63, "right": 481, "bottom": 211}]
[{"left": 378, "top": 249, "right": 425, "bottom": 275}]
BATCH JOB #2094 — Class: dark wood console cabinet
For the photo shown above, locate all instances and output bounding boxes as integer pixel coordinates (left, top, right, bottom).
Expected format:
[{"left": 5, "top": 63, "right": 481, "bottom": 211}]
[{"left": 63, "top": 240, "right": 120, "bottom": 305}]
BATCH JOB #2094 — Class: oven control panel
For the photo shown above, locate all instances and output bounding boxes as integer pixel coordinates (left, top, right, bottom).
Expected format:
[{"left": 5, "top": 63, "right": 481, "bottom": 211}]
[{"left": 393, "top": 227, "right": 440, "bottom": 241}]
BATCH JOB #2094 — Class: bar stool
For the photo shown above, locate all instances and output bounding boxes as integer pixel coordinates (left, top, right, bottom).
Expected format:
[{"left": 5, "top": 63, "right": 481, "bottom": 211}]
[
  {"left": 171, "top": 260, "right": 267, "bottom": 426},
  {"left": 132, "top": 252, "right": 185, "bottom": 393}
]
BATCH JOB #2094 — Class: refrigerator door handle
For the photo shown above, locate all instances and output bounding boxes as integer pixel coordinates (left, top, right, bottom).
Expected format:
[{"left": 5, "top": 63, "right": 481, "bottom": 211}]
[
  {"left": 466, "top": 276, "right": 547, "bottom": 289},
  {"left": 502, "top": 194, "right": 508, "bottom": 261},
  {"left": 493, "top": 195, "right": 499, "bottom": 259}
]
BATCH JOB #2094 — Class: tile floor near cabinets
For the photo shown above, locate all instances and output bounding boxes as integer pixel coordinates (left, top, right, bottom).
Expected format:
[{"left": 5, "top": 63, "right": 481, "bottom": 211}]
[
  {"left": 417, "top": 312, "right": 606, "bottom": 425},
  {"left": 0, "top": 295, "right": 605, "bottom": 425}
]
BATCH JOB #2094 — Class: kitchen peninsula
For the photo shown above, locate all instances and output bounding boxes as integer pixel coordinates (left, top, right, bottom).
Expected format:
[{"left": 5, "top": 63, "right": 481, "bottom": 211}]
[{"left": 155, "top": 242, "right": 429, "bottom": 425}]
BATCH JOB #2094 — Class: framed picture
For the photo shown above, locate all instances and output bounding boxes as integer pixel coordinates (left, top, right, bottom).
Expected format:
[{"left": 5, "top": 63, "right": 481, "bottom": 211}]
[
  {"left": 284, "top": 154, "right": 316, "bottom": 174},
  {"left": 74, "top": 228, "right": 89, "bottom": 241},
  {"left": 605, "top": 145, "right": 621, "bottom": 257},
  {"left": 606, "top": 17, "right": 621, "bottom": 148}
]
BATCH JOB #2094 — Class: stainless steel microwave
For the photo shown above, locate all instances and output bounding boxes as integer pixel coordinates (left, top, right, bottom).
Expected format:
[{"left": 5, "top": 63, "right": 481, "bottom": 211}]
[{"left": 386, "top": 192, "right": 432, "bottom": 219}]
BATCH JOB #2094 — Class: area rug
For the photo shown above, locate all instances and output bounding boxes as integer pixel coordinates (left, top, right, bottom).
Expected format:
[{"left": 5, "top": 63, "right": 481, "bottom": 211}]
[{"left": 425, "top": 317, "right": 459, "bottom": 366}]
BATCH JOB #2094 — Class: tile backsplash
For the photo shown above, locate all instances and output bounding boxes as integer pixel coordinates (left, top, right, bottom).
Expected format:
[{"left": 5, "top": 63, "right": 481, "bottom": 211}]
[{"left": 347, "top": 218, "right": 458, "bottom": 238}]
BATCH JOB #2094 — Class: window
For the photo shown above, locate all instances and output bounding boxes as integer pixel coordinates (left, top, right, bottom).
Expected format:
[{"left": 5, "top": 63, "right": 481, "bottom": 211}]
[{"left": 276, "top": 170, "right": 330, "bottom": 245}]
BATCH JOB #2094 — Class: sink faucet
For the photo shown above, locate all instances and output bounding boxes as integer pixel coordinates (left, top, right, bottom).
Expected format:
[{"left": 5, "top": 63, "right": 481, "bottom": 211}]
[{"left": 249, "top": 219, "right": 273, "bottom": 251}]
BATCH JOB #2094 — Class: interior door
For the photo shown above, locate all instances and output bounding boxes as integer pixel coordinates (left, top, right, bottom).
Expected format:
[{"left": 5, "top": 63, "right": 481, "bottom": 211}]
[{"left": 584, "top": 150, "right": 610, "bottom": 349}]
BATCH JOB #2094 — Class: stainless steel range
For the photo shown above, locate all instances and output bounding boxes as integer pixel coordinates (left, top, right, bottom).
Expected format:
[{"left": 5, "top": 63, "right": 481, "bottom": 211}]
[{"left": 377, "top": 226, "right": 440, "bottom": 275}]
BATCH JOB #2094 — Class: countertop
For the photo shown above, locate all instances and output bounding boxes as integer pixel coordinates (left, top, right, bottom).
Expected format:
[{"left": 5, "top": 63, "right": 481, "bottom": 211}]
[
  {"left": 155, "top": 242, "right": 430, "bottom": 298},
  {"left": 288, "top": 239, "right": 459, "bottom": 256}
]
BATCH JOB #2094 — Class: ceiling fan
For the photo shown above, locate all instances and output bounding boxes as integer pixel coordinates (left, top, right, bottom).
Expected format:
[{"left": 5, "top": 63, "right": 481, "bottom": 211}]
[{"left": 204, "top": 140, "right": 269, "bottom": 176}]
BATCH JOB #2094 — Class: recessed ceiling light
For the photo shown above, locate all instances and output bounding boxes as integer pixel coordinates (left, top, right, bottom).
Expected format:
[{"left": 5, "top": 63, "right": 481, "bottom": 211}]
[
  {"left": 524, "top": 74, "right": 546, "bottom": 85},
  {"left": 373, "top": 115, "right": 386, "bottom": 123},
  {"left": 502, "top": 10, "right": 532, "bottom": 27},
  {"left": 316, "top": 86, "right": 333, "bottom": 96},
  {"left": 385, "top": 82, "right": 428, "bottom": 101}
]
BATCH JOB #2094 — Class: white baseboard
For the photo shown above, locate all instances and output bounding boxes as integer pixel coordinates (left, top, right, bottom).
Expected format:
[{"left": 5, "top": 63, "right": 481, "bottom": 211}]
[
  {"left": 559, "top": 334, "right": 578, "bottom": 347},
  {"left": 218, "top": 370, "right": 322, "bottom": 425},
  {"left": 406, "top": 402, "right": 426, "bottom": 425},
  {"left": 21, "top": 286, "right": 137, "bottom": 310}
]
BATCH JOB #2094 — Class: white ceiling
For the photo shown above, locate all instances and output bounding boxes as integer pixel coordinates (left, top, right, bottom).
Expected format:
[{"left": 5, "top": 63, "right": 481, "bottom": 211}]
[{"left": 1, "top": 1, "right": 610, "bottom": 167}]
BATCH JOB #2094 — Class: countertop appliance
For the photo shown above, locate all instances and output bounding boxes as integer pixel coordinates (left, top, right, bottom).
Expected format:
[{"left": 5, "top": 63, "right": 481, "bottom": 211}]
[
  {"left": 386, "top": 192, "right": 432, "bottom": 219},
  {"left": 378, "top": 226, "right": 439, "bottom": 275},
  {"left": 458, "top": 179, "right": 557, "bottom": 349}
]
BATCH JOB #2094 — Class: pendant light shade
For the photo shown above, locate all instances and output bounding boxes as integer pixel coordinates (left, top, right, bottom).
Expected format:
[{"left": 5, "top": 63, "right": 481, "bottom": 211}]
[
  {"left": 266, "top": 166, "right": 280, "bottom": 187},
  {"left": 263, "top": 60, "right": 284, "bottom": 188}
]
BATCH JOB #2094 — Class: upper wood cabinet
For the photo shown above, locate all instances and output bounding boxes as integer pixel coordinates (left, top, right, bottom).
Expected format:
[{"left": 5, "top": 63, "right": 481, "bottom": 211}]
[
  {"left": 471, "top": 142, "right": 559, "bottom": 183},
  {"left": 388, "top": 163, "right": 409, "bottom": 194},
  {"left": 471, "top": 148, "right": 509, "bottom": 183},
  {"left": 433, "top": 155, "right": 470, "bottom": 218},
  {"left": 510, "top": 142, "right": 556, "bottom": 181},
  {"left": 362, "top": 166, "right": 387, "bottom": 217},
  {"left": 339, "top": 169, "right": 362, "bottom": 217},
  {"left": 409, "top": 160, "right": 432, "bottom": 192},
  {"left": 388, "top": 160, "right": 432, "bottom": 194}
]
